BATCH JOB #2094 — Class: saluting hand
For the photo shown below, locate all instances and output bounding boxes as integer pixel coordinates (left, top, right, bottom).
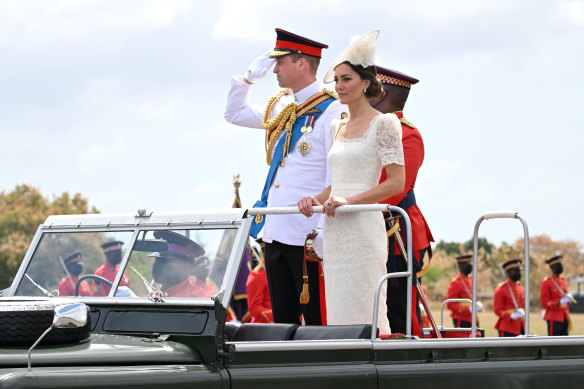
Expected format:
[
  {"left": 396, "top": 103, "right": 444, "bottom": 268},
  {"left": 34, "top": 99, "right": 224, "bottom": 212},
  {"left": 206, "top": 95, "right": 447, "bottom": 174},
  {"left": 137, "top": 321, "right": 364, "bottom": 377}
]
[{"left": 245, "top": 50, "right": 276, "bottom": 83}]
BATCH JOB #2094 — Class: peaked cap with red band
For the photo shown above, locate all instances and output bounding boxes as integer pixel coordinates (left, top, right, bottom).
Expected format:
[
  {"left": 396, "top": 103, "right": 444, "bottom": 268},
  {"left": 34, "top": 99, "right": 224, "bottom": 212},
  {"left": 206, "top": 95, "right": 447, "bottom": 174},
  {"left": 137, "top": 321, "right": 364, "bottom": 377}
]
[
  {"left": 455, "top": 254, "right": 472, "bottom": 263},
  {"left": 375, "top": 65, "right": 419, "bottom": 89},
  {"left": 101, "top": 240, "right": 123, "bottom": 253},
  {"left": 153, "top": 230, "right": 205, "bottom": 261},
  {"left": 64, "top": 251, "right": 83, "bottom": 265},
  {"left": 502, "top": 258, "right": 522, "bottom": 270},
  {"left": 270, "top": 28, "right": 328, "bottom": 58},
  {"left": 545, "top": 255, "right": 563, "bottom": 266}
]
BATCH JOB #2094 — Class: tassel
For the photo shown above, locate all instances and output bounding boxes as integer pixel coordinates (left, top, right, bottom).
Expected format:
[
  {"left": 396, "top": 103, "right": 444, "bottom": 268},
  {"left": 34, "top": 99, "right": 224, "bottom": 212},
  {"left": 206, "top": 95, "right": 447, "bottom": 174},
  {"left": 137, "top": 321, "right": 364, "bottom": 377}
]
[{"left": 299, "top": 276, "right": 310, "bottom": 304}]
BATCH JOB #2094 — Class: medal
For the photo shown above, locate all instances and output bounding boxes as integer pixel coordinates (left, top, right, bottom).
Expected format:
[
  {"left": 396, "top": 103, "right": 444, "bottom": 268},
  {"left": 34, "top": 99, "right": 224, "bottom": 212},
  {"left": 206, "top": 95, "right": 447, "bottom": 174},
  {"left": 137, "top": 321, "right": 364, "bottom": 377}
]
[
  {"left": 306, "top": 116, "right": 315, "bottom": 133},
  {"left": 300, "top": 117, "right": 309, "bottom": 134},
  {"left": 297, "top": 136, "right": 311, "bottom": 156}
]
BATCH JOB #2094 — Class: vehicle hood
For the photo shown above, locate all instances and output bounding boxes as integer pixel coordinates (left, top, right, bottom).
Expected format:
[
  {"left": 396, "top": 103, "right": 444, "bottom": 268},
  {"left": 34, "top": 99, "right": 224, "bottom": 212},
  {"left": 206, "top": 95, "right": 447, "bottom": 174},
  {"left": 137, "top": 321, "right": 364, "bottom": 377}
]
[{"left": 0, "top": 334, "right": 201, "bottom": 368}]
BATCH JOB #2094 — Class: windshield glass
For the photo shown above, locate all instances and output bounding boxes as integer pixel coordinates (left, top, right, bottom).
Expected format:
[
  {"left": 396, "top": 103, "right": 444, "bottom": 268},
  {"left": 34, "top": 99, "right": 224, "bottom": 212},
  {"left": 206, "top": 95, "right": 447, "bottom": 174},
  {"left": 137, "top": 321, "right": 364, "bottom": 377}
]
[
  {"left": 124, "top": 228, "right": 234, "bottom": 298},
  {"left": 14, "top": 227, "right": 236, "bottom": 300}
]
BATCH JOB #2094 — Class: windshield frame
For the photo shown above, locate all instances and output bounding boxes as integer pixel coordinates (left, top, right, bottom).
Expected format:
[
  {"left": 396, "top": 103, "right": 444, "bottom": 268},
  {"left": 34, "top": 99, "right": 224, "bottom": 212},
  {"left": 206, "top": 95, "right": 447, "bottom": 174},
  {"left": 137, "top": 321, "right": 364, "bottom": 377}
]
[{"left": 4, "top": 210, "right": 252, "bottom": 309}]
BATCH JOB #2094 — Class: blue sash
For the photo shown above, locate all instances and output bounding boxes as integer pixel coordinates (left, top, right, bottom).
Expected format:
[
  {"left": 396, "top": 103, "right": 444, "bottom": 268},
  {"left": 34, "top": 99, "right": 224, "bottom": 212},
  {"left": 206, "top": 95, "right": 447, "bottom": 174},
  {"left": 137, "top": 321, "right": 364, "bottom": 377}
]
[{"left": 250, "top": 96, "right": 335, "bottom": 238}]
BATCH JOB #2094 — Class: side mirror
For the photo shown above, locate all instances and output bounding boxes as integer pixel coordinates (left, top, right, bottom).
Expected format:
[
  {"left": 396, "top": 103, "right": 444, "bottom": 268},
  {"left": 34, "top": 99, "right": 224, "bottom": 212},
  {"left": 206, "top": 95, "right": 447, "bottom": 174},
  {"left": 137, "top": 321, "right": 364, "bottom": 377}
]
[{"left": 27, "top": 303, "right": 88, "bottom": 371}]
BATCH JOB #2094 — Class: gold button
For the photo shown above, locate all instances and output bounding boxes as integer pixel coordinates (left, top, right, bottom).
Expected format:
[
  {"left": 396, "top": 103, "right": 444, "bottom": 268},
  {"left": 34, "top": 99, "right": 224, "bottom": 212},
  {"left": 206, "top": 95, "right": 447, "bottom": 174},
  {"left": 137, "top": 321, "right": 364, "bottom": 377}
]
[{"left": 274, "top": 183, "right": 280, "bottom": 188}]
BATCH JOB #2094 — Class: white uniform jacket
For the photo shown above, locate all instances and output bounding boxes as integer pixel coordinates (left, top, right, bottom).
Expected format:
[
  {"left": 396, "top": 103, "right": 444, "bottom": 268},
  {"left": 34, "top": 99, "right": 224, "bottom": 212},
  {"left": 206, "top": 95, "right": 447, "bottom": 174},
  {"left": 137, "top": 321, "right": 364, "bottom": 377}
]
[{"left": 225, "top": 76, "right": 346, "bottom": 246}]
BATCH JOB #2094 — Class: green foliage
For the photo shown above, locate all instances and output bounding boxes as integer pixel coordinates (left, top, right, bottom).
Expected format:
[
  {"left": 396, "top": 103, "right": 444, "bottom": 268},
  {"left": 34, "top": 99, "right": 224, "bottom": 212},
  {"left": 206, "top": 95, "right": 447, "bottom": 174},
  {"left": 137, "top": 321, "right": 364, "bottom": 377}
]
[
  {"left": 0, "top": 184, "right": 98, "bottom": 289},
  {"left": 436, "top": 237, "right": 494, "bottom": 257}
]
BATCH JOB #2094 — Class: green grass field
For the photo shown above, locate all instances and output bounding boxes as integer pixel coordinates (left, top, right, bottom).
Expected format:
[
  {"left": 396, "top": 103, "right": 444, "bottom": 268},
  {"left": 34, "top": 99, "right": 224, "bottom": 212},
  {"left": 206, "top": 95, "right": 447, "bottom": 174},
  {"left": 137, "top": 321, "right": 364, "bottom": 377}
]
[{"left": 428, "top": 302, "right": 584, "bottom": 337}]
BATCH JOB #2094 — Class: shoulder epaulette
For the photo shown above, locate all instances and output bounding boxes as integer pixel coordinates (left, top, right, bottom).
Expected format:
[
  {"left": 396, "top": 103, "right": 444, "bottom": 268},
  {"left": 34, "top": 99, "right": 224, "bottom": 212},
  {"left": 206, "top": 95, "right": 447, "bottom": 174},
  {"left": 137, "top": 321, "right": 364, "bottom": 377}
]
[
  {"left": 543, "top": 276, "right": 549, "bottom": 281},
  {"left": 497, "top": 281, "right": 506, "bottom": 287},
  {"left": 322, "top": 88, "right": 339, "bottom": 99},
  {"left": 399, "top": 117, "right": 415, "bottom": 129}
]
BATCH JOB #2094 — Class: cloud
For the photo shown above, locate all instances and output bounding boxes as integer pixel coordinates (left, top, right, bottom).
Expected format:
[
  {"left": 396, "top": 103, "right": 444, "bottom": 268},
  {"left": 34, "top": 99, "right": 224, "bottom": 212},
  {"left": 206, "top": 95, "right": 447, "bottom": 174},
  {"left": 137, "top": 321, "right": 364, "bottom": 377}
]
[{"left": 556, "top": 0, "right": 584, "bottom": 25}]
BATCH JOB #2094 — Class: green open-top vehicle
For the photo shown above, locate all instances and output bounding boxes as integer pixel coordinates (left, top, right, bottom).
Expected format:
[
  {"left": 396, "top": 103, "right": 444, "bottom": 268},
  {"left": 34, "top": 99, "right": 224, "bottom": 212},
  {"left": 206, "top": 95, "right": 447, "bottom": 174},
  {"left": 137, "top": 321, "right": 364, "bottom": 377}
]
[{"left": 1, "top": 206, "right": 583, "bottom": 388}]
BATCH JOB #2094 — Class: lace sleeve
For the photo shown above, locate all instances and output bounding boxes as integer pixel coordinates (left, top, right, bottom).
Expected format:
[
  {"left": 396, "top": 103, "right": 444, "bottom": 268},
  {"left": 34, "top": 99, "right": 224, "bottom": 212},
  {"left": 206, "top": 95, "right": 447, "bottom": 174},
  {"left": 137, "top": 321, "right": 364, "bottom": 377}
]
[
  {"left": 376, "top": 114, "right": 404, "bottom": 166},
  {"left": 329, "top": 119, "right": 340, "bottom": 146}
]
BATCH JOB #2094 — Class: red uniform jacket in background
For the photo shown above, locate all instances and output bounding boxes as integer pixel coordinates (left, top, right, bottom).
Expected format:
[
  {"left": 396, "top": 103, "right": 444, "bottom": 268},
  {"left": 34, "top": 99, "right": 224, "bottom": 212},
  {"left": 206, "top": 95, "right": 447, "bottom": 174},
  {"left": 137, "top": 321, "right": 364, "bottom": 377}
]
[
  {"left": 494, "top": 279, "right": 525, "bottom": 335},
  {"left": 446, "top": 273, "right": 473, "bottom": 323},
  {"left": 246, "top": 265, "right": 273, "bottom": 323},
  {"left": 540, "top": 274, "right": 570, "bottom": 322},
  {"left": 93, "top": 263, "right": 130, "bottom": 296},
  {"left": 58, "top": 275, "right": 92, "bottom": 297},
  {"left": 379, "top": 111, "right": 434, "bottom": 256}
]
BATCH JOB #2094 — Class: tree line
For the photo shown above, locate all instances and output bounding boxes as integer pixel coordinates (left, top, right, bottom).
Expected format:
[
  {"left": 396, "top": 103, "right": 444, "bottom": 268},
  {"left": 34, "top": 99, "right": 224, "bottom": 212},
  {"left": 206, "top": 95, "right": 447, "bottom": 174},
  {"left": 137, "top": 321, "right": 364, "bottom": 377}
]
[{"left": 0, "top": 184, "right": 98, "bottom": 289}]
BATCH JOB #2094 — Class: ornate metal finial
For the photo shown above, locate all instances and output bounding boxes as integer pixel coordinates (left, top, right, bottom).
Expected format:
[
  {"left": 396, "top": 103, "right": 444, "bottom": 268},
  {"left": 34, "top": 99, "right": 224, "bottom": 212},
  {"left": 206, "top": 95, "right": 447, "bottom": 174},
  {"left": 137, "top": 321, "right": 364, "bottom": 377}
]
[{"left": 232, "top": 174, "right": 242, "bottom": 208}]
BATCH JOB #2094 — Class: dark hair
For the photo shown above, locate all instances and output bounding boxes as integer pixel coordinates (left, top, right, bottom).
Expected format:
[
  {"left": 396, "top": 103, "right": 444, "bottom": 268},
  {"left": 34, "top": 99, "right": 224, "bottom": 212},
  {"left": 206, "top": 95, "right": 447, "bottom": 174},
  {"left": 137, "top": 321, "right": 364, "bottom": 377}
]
[
  {"left": 289, "top": 53, "right": 321, "bottom": 75},
  {"left": 344, "top": 61, "right": 383, "bottom": 99}
]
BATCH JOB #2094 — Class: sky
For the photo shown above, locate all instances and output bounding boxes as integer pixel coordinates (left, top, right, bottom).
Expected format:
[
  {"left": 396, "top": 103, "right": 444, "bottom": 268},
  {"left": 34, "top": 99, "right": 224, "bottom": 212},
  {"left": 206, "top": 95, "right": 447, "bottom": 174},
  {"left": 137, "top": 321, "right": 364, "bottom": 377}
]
[{"left": 1, "top": 0, "right": 583, "bottom": 248}]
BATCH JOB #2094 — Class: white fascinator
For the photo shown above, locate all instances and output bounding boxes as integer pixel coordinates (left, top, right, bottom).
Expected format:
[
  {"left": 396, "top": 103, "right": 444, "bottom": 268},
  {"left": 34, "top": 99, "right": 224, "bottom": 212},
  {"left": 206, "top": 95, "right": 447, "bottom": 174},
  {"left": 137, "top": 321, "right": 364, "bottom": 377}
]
[{"left": 323, "top": 30, "right": 380, "bottom": 84}]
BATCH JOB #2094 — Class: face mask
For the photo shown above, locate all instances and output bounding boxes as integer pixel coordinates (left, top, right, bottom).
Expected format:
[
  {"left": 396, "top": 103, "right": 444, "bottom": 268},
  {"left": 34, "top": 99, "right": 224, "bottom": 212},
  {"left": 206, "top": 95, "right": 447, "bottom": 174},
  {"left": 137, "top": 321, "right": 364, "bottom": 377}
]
[
  {"left": 106, "top": 250, "right": 122, "bottom": 266},
  {"left": 152, "top": 260, "right": 187, "bottom": 288},
  {"left": 459, "top": 263, "right": 472, "bottom": 276},
  {"left": 192, "top": 265, "right": 210, "bottom": 282},
  {"left": 552, "top": 263, "right": 563, "bottom": 276},
  {"left": 508, "top": 269, "right": 522, "bottom": 282},
  {"left": 69, "top": 262, "right": 83, "bottom": 276}
]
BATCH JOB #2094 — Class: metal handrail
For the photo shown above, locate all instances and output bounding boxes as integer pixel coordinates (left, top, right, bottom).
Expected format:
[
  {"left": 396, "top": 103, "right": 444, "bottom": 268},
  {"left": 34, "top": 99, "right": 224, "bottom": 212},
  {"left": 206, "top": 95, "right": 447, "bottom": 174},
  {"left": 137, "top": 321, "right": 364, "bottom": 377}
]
[
  {"left": 248, "top": 204, "right": 393, "bottom": 215},
  {"left": 248, "top": 204, "right": 413, "bottom": 341},
  {"left": 440, "top": 298, "right": 472, "bottom": 328},
  {"left": 471, "top": 212, "right": 530, "bottom": 337}
]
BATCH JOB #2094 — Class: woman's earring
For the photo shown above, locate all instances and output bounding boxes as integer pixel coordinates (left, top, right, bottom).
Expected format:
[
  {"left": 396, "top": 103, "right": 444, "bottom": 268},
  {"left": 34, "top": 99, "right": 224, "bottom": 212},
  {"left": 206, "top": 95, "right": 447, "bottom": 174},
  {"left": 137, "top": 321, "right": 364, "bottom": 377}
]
[{"left": 363, "top": 88, "right": 367, "bottom": 94}]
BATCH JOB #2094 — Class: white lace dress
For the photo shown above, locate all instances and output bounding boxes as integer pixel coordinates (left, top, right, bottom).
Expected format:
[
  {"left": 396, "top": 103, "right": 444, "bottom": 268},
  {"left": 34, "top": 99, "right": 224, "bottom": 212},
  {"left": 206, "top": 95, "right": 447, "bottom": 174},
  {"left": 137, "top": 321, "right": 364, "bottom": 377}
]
[{"left": 323, "top": 113, "right": 404, "bottom": 334}]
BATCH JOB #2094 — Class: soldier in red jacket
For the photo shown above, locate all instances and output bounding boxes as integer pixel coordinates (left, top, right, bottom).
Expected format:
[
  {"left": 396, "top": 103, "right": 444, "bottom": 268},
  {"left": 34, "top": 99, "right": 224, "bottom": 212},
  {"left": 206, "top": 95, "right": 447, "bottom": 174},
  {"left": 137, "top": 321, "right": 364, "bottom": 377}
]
[
  {"left": 93, "top": 241, "right": 131, "bottom": 296},
  {"left": 246, "top": 238, "right": 273, "bottom": 323},
  {"left": 446, "top": 254, "right": 483, "bottom": 328},
  {"left": 371, "top": 66, "right": 434, "bottom": 337},
  {"left": 149, "top": 231, "right": 210, "bottom": 298},
  {"left": 58, "top": 251, "right": 92, "bottom": 297},
  {"left": 494, "top": 259, "right": 525, "bottom": 337},
  {"left": 540, "top": 255, "right": 572, "bottom": 336}
]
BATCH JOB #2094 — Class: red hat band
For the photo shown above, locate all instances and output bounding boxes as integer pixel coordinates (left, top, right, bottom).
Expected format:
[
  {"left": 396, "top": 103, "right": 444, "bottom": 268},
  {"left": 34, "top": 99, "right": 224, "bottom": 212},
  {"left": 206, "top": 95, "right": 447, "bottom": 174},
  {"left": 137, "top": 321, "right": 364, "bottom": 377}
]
[{"left": 275, "top": 40, "right": 323, "bottom": 57}]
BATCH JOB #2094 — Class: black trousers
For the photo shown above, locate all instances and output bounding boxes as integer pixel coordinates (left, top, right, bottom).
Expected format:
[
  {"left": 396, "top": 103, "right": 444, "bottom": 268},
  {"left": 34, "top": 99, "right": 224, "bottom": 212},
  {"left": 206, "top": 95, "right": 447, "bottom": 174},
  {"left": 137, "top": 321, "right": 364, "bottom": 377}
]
[
  {"left": 453, "top": 319, "right": 472, "bottom": 328},
  {"left": 546, "top": 319, "right": 569, "bottom": 336},
  {"left": 499, "top": 330, "right": 523, "bottom": 337},
  {"left": 264, "top": 240, "right": 322, "bottom": 325},
  {"left": 386, "top": 248, "right": 426, "bottom": 336}
]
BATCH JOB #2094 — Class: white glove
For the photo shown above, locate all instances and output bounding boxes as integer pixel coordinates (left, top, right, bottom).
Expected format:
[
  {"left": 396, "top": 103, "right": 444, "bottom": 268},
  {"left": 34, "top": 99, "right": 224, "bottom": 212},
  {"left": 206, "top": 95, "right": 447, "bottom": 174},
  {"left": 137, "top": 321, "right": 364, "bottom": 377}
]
[
  {"left": 115, "top": 286, "right": 136, "bottom": 298},
  {"left": 476, "top": 301, "right": 483, "bottom": 312},
  {"left": 560, "top": 295, "right": 572, "bottom": 304},
  {"left": 510, "top": 309, "right": 525, "bottom": 320},
  {"left": 244, "top": 50, "right": 276, "bottom": 83}
]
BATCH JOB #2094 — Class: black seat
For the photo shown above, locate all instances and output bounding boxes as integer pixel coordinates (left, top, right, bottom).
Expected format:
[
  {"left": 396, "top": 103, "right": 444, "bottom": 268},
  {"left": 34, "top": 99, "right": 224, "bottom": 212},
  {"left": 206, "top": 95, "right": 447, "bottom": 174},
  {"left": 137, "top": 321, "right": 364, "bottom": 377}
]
[
  {"left": 292, "top": 324, "right": 376, "bottom": 340},
  {"left": 231, "top": 323, "right": 299, "bottom": 341},
  {"left": 223, "top": 322, "right": 240, "bottom": 341}
]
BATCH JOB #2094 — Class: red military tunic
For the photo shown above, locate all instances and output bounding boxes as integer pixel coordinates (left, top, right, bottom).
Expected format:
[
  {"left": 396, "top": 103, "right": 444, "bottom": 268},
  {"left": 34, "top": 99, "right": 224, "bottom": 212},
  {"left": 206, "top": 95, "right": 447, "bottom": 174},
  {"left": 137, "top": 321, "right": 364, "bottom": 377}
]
[
  {"left": 379, "top": 111, "right": 434, "bottom": 255},
  {"left": 540, "top": 274, "right": 570, "bottom": 322},
  {"left": 494, "top": 279, "right": 525, "bottom": 335},
  {"left": 164, "top": 278, "right": 215, "bottom": 298},
  {"left": 93, "top": 263, "right": 130, "bottom": 296},
  {"left": 379, "top": 112, "right": 434, "bottom": 337},
  {"left": 246, "top": 264, "right": 273, "bottom": 323},
  {"left": 446, "top": 273, "right": 473, "bottom": 323},
  {"left": 58, "top": 275, "right": 92, "bottom": 297}
]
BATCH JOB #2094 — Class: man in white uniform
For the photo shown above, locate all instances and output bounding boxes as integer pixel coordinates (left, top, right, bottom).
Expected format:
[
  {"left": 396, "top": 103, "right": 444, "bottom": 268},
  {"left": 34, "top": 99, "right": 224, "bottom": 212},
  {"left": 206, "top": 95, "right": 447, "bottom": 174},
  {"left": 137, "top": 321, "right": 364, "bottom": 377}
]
[{"left": 225, "top": 28, "right": 345, "bottom": 325}]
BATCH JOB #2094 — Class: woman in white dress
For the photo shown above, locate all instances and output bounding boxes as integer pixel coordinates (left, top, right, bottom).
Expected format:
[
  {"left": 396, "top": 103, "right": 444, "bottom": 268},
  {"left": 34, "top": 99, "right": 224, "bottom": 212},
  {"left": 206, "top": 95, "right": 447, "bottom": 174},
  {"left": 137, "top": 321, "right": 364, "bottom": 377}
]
[{"left": 297, "top": 31, "right": 405, "bottom": 334}]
